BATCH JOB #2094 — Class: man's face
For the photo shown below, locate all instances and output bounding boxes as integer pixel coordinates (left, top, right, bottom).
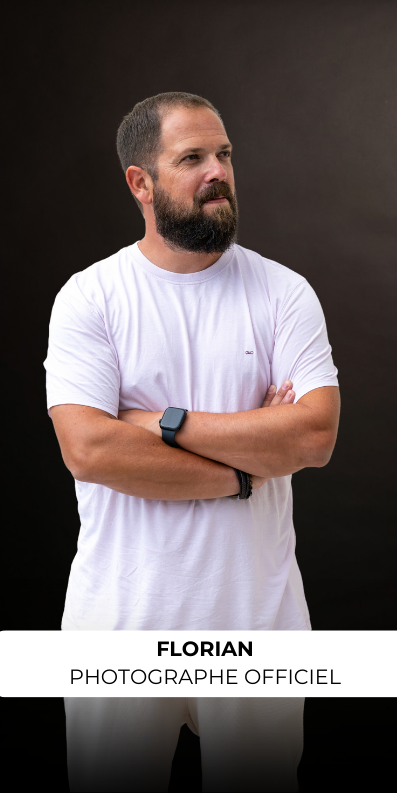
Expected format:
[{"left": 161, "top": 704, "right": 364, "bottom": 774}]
[{"left": 151, "top": 106, "right": 238, "bottom": 254}]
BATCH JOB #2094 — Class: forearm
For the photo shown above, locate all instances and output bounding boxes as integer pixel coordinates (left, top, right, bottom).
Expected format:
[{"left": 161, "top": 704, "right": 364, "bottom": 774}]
[
  {"left": 175, "top": 403, "right": 331, "bottom": 478},
  {"left": 62, "top": 413, "right": 238, "bottom": 500}
]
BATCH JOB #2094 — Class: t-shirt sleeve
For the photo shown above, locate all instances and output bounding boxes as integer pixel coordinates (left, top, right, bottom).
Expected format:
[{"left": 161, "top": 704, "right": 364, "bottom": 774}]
[
  {"left": 271, "top": 278, "right": 339, "bottom": 403},
  {"left": 43, "top": 276, "right": 120, "bottom": 417}
]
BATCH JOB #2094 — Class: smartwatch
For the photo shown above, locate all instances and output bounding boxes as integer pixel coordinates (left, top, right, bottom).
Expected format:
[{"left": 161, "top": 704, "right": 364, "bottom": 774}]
[{"left": 159, "top": 407, "right": 188, "bottom": 448}]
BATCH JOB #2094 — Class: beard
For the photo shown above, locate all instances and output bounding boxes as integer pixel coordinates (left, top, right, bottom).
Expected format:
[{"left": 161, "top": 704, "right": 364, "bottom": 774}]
[{"left": 151, "top": 180, "right": 238, "bottom": 254}]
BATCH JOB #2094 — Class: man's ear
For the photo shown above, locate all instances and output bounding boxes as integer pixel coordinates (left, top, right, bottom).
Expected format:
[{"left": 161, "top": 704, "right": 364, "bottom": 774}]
[{"left": 126, "top": 166, "right": 153, "bottom": 206}]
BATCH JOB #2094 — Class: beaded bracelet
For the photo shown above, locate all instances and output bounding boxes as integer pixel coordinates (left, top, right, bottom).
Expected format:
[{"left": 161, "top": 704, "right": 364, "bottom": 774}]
[{"left": 228, "top": 468, "right": 253, "bottom": 500}]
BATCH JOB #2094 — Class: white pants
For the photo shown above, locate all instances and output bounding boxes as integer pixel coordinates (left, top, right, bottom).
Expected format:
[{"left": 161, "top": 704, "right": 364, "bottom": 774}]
[{"left": 64, "top": 697, "right": 304, "bottom": 792}]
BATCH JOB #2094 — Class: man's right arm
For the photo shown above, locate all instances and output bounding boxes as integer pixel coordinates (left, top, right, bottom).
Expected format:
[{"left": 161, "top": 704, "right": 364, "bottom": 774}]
[{"left": 51, "top": 404, "right": 244, "bottom": 501}]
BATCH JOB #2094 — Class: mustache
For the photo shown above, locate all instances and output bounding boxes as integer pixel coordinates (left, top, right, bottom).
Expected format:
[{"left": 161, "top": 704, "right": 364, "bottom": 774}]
[{"left": 195, "top": 182, "right": 235, "bottom": 207}]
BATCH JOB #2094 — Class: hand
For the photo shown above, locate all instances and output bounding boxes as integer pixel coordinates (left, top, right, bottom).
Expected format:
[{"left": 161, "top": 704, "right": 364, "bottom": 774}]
[
  {"left": 261, "top": 380, "right": 295, "bottom": 408},
  {"left": 251, "top": 380, "right": 295, "bottom": 490}
]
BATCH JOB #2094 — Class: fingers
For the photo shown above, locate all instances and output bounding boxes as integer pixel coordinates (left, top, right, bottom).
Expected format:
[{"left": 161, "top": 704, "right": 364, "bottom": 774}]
[
  {"left": 271, "top": 380, "right": 295, "bottom": 406},
  {"left": 261, "top": 385, "right": 277, "bottom": 408},
  {"left": 262, "top": 381, "right": 295, "bottom": 407}
]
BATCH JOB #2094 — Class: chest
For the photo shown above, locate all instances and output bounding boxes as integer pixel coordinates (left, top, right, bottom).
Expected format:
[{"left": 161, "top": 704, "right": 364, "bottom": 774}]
[{"left": 108, "top": 273, "right": 275, "bottom": 413}]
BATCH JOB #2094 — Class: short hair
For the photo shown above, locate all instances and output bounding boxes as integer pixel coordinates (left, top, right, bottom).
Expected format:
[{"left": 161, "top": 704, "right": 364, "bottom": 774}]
[{"left": 116, "top": 92, "right": 223, "bottom": 214}]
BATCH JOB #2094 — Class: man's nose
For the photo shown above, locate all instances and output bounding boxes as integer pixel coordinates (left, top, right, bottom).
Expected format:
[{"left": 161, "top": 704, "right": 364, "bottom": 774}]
[{"left": 205, "top": 155, "right": 228, "bottom": 183}]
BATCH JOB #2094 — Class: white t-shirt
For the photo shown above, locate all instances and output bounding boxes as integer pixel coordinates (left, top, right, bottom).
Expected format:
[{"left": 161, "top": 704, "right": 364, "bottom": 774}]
[{"left": 44, "top": 242, "right": 338, "bottom": 631}]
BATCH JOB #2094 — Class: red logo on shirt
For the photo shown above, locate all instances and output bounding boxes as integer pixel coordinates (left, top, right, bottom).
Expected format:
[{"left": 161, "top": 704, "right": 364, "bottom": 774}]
[{"left": 245, "top": 351, "right": 254, "bottom": 354}]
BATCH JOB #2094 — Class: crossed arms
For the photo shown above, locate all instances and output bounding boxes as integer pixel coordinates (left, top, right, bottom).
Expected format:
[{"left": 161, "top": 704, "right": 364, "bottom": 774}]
[{"left": 51, "top": 381, "right": 340, "bottom": 501}]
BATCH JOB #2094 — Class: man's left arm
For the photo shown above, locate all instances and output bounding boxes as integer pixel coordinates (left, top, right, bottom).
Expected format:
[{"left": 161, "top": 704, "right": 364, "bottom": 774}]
[
  {"left": 119, "top": 382, "right": 340, "bottom": 479},
  {"left": 173, "top": 384, "right": 340, "bottom": 477}
]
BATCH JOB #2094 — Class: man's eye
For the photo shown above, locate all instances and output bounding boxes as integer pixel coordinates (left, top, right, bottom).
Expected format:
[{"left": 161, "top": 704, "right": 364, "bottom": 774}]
[{"left": 181, "top": 152, "right": 231, "bottom": 162}]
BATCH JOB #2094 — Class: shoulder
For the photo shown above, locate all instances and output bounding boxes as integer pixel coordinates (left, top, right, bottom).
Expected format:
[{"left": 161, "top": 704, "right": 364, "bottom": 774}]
[
  {"left": 53, "top": 245, "right": 134, "bottom": 313},
  {"left": 232, "top": 243, "right": 308, "bottom": 303}
]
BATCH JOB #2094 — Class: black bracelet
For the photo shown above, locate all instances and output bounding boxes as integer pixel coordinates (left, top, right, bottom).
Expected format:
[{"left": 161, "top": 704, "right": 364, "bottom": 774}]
[
  {"left": 235, "top": 468, "right": 244, "bottom": 497},
  {"left": 245, "top": 472, "right": 253, "bottom": 499},
  {"left": 228, "top": 468, "right": 253, "bottom": 500},
  {"left": 240, "top": 470, "right": 248, "bottom": 500},
  {"left": 242, "top": 471, "right": 253, "bottom": 499}
]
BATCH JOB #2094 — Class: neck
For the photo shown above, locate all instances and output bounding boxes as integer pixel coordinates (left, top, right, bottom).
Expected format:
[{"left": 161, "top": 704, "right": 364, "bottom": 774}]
[{"left": 137, "top": 213, "right": 224, "bottom": 274}]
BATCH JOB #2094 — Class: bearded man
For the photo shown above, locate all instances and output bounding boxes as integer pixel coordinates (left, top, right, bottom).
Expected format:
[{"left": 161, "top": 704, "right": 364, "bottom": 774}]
[{"left": 44, "top": 92, "right": 340, "bottom": 792}]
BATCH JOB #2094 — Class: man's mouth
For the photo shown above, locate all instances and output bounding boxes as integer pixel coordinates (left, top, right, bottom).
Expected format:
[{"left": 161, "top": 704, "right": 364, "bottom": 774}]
[{"left": 204, "top": 196, "right": 229, "bottom": 204}]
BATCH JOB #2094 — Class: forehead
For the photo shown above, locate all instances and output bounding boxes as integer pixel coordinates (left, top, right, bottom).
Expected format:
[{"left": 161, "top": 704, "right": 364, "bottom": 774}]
[{"left": 159, "top": 106, "right": 230, "bottom": 154}]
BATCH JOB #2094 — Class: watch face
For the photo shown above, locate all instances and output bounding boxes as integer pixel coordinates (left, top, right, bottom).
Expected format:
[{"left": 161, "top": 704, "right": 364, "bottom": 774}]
[{"left": 161, "top": 407, "right": 186, "bottom": 430}]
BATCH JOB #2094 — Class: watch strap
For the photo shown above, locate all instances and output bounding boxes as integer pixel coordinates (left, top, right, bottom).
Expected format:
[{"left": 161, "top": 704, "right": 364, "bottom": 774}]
[{"left": 161, "top": 427, "right": 181, "bottom": 448}]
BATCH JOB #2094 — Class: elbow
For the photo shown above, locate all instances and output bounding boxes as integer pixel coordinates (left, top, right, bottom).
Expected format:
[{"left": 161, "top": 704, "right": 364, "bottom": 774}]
[
  {"left": 312, "top": 450, "right": 332, "bottom": 468},
  {"left": 62, "top": 449, "right": 96, "bottom": 482},
  {"left": 309, "top": 432, "right": 337, "bottom": 468},
  {"left": 69, "top": 465, "right": 92, "bottom": 482}
]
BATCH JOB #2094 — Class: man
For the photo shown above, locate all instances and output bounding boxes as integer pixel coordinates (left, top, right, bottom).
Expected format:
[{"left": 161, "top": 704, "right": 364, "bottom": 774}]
[{"left": 44, "top": 92, "right": 340, "bottom": 792}]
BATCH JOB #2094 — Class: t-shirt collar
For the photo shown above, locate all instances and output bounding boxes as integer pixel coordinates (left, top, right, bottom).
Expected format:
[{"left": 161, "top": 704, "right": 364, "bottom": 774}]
[{"left": 129, "top": 241, "right": 235, "bottom": 284}]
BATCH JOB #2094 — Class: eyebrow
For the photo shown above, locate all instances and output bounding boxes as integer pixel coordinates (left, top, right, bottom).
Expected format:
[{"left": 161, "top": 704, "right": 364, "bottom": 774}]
[{"left": 177, "top": 143, "right": 233, "bottom": 157}]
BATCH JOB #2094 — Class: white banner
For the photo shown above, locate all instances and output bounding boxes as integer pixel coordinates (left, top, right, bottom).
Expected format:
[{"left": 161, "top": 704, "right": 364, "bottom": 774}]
[{"left": 0, "top": 631, "right": 395, "bottom": 697}]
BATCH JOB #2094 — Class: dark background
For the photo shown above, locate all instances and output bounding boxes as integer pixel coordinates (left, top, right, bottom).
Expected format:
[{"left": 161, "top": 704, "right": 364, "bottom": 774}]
[{"left": 1, "top": 1, "right": 395, "bottom": 790}]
